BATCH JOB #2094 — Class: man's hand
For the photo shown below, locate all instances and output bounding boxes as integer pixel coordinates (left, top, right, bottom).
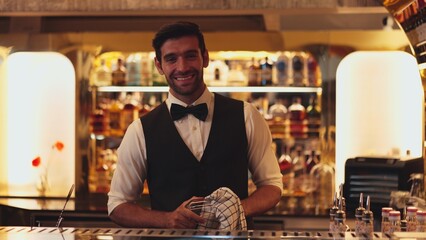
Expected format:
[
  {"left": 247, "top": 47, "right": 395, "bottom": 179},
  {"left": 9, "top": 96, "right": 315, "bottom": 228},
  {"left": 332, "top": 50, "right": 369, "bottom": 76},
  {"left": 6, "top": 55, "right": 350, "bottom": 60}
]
[{"left": 164, "top": 196, "right": 206, "bottom": 229}]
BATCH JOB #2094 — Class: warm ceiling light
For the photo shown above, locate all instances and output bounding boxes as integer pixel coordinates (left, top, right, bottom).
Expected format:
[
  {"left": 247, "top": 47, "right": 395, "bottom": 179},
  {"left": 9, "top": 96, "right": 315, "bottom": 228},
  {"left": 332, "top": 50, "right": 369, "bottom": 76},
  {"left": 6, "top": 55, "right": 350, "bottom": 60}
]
[
  {"left": 335, "top": 51, "right": 423, "bottom": 191},
  {"left": 0, "top": 52, "right": 75, "bottom": 197}
]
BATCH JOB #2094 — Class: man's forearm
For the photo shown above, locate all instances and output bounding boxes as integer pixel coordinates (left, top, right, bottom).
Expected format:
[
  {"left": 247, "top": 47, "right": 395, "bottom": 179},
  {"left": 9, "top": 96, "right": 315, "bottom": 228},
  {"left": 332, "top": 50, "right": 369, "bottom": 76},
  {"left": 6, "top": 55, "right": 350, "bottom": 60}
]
[
  {"left": 241, "top": 185, "right": 282, "bottom": 217},
  {"left": 110, "top": 202, "right": 168, "bottom": 228}
]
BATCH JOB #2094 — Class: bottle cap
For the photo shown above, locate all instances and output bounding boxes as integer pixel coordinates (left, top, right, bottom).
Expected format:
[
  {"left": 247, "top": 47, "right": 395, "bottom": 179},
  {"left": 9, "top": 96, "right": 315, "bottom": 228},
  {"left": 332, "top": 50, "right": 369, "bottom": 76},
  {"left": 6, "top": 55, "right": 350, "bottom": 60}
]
[
  {"left": 407, "top": 206, "right": 418, "bottom": 213},
  {"left": 407, "top": 206, "right": 418, "bottom": 216},
  {"left": 382, "top": 207, "right": 393, "bottom": 213},
  {"left": 417, "top": 210, "right": 426, "bottom": 219},
  {"left": 389, "top": 210, "right": 401, "bottom": 218}
]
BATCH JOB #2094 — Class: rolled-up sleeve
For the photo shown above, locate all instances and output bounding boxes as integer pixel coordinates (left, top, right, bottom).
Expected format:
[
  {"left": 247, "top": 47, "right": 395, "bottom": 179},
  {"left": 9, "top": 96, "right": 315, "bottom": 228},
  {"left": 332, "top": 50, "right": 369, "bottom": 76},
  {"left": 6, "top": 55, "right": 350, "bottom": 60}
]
[
  {"left": 107, "top": 120, "right": 148, "bottom": 215},
  {"left": 244, "top": 102, "right": 283, "bottom": 193}
]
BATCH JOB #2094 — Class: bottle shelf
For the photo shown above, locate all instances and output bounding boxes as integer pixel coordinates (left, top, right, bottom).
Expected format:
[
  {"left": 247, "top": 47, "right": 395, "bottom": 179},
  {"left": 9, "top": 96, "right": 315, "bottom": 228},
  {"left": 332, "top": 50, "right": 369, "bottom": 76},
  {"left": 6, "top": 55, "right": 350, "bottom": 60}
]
[{"left": 96, "top": 86, "right": 322, "bottom": 94}]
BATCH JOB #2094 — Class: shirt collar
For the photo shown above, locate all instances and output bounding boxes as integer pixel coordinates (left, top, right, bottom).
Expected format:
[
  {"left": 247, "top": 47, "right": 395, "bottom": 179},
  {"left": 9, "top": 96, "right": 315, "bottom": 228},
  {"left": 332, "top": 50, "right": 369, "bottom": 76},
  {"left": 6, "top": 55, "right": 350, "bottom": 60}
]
[{"left": 166, "top": 87, "right": 213, "bottom": 110}]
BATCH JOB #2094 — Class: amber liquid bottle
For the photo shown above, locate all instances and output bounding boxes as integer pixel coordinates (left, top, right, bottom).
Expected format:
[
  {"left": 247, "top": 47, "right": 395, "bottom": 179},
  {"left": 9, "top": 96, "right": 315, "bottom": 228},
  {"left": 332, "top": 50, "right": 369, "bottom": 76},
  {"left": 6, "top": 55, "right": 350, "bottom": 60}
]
[
  {"left": 120, "top": 93, "right": 139, "bottom": 134},
  {"left": 289, "top": 97, "right": 307, "bottom": 138},
  {"left": 112, "top": 58, "right": 127, "bottom": 86},
  {"left": 247, "top": 57, "right": 260, "bottom": 86},
  {"left": 108, "top": 97, "right": 124, "bottom": 137}
]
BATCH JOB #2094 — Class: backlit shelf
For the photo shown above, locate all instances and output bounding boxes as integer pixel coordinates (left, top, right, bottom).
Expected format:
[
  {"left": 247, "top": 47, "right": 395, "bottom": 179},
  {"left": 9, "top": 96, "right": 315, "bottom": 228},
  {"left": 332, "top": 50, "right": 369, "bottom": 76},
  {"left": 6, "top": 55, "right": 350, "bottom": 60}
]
[{"left": 97, "top": 86, "right": 322, "bottom": 94}]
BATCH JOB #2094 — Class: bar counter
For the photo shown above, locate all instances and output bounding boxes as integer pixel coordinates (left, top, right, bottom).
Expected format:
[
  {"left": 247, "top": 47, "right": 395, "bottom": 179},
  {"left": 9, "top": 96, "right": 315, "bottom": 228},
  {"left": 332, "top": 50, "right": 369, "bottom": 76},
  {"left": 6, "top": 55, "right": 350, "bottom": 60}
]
[
  {"left": 0, "top": 194, "right": 340, "bottom": 231},
  {"left": 1, "top": 226, "right": 425, "bottom": 240}
]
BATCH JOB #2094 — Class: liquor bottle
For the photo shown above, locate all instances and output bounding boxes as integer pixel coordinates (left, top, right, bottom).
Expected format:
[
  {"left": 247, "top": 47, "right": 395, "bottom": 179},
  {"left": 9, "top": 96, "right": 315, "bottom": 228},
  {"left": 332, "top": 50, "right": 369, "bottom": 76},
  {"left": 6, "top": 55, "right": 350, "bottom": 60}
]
[
  {"left": 126, "top": 53, "right": 142, "bottom": 86},
  {"left": 108, "top": 97, "right": 124, "bottom": 136},
  {"left": 288, "top": 97, "right": 307, "bottom": 138},
  {"left": 89, "top": 108, "right": 109, "bottom": 136},
  {"left": 214, "top": 67, "right": 221, "bottom": 81},
  {"left": 354, "top": 193, "right": 365, "bottom": 236},
  {"left": 289, "top": 97, "right": 306, "bottom": 121},
  {"left": 260, "top": 57, "right": 273, "bottom": 86},
  {"left": 381, "top": 207, "right": 393, "bottom": 234},
  {"left": 247, "top": 57, "right": 260, "bottom": 86},
  {"left": 140, "top": 53, "right": 151, "bottom": 86},
  {"left": 269, "top": 99, "right": 288, "bottom": 120},
  {"left": 307, "top": 55, "right": 319, "bottom": 87},
  {"left": 227, "top": 61, "right": 246, "bottom": 86},
  {"left": 292, "top": 147, "right": 306, "bottom": 179},
  {"left": 278, "top": 144, "right": 292, "bottom": 172},
  {"left": 139, "top": 104, "right": 151, "bottom": 118},
  {"left": 120, "top": 93, "right": 139, "bottom": 133},
  {"left": 389, "top": 210, "right": 402, "bottom": 234},
  {"left": 406, "top": 206, "right": 419, "bottom": 232},
  {"left": 93, "top": 59, "right": 112, "bottom": 86},
  {"left": 275, "top": 52, "right": 290, "bottom": 86},
  {"left": 111, "top": 58, "right": 127, "bottom": 86},
  {"left": 362, "top": 196, "right": 374, "bottom": 237},
  {"left": 305, "top": 150, "right": 318, "bottom": 173},
  {"left": 267, "top": 100, "right": 288, "bottom": 139},
  {"left": 306, "top": 95, "right": 321, "bottom": 138},
  {"left": 292, "top": 53, "right": 306, "bottom": 87},
  {"left": 278, "top": 143, "right": 294, "bottom": 193},
  {"left": 207, "top": 59, "right": 229, "bottom": 86},
  {"left": 151, "top": 56, "right": 166, "bottom": 86}
]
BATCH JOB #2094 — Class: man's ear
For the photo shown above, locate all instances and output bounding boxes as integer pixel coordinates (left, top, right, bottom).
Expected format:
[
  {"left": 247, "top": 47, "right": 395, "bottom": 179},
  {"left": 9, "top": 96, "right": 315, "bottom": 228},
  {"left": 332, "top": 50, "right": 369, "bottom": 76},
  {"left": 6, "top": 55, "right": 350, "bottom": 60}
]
[
  {"left": 203, "top": 50, "right": 209, "bottom": 68},
  {"left": 154, "top": 57, "right": 164, "bottom": 75}
]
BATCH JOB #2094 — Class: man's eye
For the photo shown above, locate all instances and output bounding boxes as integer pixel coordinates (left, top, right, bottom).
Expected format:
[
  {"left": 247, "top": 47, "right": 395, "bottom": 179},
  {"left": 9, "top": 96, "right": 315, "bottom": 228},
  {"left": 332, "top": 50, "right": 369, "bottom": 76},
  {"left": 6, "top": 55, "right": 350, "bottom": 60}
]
[
  {"left": 164, "top": 56, "right": 177, "bottom": 62},
  {"left": 186, "top": 54, "right": 198, "bottom": 59}
]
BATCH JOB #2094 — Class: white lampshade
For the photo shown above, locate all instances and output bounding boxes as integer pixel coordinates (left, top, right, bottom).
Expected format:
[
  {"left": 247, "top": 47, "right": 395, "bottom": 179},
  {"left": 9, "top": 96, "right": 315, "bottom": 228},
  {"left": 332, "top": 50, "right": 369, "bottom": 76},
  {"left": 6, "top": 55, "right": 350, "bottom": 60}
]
[
  {"left": 335, "top": 51, "right": 424, "bottom": 191},
  {"left": 0, "top": 52, "right": 75, "bottom": 197}
]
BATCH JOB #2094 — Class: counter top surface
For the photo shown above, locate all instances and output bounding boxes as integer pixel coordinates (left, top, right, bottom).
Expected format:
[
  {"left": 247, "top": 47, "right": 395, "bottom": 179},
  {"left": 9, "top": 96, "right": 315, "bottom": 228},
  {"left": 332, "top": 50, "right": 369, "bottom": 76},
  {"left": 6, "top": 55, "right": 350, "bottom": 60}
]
[
  {"left": 0, "top": 195, "right": 108, "bottom": 212},
  {"left": 0, "top": 195, "right": 328, "bottom": 218}
]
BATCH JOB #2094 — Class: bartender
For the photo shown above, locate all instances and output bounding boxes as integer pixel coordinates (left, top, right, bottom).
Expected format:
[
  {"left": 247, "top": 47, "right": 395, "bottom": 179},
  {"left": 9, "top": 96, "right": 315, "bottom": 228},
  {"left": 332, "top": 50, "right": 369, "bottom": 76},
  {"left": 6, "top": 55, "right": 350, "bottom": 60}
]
[{"left": 107, "top": 21, "right": 283, "bottom": 229}]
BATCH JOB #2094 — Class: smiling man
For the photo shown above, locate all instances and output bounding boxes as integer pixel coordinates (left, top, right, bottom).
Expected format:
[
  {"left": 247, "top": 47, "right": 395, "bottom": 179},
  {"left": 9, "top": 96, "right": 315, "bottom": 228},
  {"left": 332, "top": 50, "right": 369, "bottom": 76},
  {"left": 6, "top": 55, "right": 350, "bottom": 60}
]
[{"left": 107, "top": 21, "right": 283, "bottom": 229}]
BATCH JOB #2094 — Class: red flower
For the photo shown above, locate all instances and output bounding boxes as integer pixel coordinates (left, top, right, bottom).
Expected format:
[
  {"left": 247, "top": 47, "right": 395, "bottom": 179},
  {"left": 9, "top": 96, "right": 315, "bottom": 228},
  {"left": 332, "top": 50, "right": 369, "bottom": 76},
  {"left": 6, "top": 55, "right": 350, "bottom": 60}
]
[
  {"left": 53, "top": 141, "right": 64, "bottom": 151},
  {"left": 32, "top": 156, "right": 41, "bottom": 167}
]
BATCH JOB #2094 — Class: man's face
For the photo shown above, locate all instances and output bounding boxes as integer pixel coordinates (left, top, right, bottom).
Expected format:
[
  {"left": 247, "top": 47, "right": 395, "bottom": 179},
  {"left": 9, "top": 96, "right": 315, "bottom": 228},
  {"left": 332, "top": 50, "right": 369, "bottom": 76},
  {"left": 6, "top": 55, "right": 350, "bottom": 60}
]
[{"left": 154, "top": 36, "right": 209, "bottom": 103}]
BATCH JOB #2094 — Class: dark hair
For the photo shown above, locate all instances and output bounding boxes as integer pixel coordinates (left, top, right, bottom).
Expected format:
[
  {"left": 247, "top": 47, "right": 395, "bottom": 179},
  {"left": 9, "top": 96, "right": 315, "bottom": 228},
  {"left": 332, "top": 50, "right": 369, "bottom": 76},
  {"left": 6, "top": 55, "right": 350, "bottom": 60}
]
[{"left": 152, "top": 21, "right": 206, "bottom": 63}]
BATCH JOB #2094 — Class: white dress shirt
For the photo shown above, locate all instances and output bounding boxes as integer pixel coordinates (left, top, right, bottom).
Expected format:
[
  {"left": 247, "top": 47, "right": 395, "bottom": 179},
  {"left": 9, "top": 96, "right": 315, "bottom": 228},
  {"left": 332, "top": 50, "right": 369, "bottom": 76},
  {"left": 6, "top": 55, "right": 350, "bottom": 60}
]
[{"left": 108, "top": 88, "right": 283, "bottom": 215}]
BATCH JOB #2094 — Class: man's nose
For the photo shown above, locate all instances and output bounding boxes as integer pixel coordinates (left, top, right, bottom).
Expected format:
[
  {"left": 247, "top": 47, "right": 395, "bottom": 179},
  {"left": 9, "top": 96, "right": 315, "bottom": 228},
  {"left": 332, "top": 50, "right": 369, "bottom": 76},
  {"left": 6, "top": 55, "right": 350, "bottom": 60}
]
[{"left": 176, "top": 57, "right": 189, "bottom": 71}]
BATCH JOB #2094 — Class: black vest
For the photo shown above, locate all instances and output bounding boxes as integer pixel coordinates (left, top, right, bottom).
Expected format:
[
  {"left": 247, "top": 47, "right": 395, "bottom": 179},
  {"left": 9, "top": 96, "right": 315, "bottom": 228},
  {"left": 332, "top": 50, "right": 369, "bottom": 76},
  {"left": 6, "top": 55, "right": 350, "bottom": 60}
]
[{"left": 141, "top": 93, "right": 248, "bottom": 211}]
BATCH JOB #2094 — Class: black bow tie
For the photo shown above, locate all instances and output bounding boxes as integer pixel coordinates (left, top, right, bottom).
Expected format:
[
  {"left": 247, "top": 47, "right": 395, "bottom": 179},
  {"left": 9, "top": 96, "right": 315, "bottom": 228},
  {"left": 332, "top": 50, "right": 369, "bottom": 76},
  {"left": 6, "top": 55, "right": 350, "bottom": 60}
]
[{"left": 170, "top": 103, "right": 208, "bottom": 121}]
